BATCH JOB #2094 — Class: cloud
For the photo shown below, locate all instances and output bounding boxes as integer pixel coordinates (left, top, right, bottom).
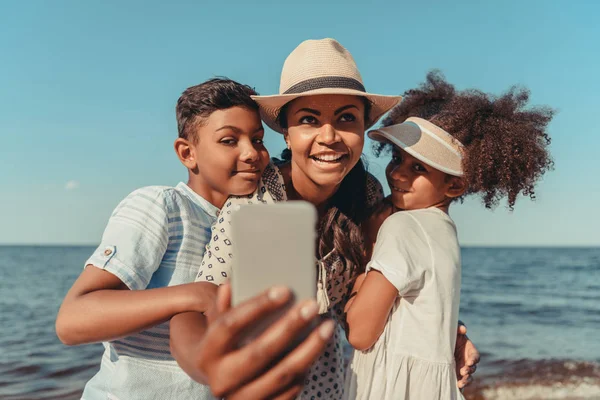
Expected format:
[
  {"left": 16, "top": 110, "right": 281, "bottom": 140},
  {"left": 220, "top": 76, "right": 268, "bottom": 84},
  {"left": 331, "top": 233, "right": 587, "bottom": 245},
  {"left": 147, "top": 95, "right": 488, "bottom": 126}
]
[{"left": 65, "top": 180, "right": 80, "bottom": 191}]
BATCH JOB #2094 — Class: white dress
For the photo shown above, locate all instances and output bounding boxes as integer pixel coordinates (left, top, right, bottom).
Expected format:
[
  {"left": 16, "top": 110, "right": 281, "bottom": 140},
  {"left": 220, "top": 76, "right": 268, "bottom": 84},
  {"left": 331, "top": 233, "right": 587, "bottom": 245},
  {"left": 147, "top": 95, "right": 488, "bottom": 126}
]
[{"left": 345, "top": 208, "right": 465, "bottom": 400}]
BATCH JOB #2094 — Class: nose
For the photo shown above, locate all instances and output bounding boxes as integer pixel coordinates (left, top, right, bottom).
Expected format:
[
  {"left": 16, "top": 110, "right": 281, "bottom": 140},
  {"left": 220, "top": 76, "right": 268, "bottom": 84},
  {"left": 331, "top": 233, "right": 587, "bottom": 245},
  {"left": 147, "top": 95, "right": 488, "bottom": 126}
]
[
  {"left": 239, "top": 140, "right": 259, "bottom": 163},
  {"left": 316, "top": 123, "right": 340, "bottom": 145},
  {"left": 389, "top": 162, "right": 410, "bottom": 181}
]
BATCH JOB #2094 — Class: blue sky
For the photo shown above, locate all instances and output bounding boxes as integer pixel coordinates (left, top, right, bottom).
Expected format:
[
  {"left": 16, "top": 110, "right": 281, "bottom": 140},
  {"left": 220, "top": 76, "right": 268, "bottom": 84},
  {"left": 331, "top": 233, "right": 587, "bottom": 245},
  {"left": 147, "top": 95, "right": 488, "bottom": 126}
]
[{"left": 1, "top": 1, "right": 598, "bottom": 246}]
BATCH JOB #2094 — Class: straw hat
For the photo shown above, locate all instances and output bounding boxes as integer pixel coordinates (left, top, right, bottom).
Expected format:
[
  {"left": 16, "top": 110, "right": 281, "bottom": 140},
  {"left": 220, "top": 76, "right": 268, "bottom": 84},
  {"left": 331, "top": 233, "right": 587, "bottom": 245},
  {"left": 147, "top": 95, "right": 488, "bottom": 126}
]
[
  {"left": 252, "top": 38, "right": 403, "bottom": 133},
  {"left": 368, "top": 117, "right": 466, "bottom": 177}
]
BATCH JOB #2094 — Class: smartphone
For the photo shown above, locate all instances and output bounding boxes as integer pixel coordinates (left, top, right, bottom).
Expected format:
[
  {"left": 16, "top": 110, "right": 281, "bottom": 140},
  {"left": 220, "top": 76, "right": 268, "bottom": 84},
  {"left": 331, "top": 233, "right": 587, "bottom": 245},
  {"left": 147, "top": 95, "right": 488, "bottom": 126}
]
[{"left": 231, "top": 201, "right": 318, "bottom": 344}]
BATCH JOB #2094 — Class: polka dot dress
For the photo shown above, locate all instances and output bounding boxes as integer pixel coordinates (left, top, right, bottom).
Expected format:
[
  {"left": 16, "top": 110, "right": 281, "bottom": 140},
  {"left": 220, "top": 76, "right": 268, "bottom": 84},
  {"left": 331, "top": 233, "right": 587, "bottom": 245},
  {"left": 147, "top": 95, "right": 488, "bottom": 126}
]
[{"left": 195, "top": 161, "right": 384, "bottom": 399}]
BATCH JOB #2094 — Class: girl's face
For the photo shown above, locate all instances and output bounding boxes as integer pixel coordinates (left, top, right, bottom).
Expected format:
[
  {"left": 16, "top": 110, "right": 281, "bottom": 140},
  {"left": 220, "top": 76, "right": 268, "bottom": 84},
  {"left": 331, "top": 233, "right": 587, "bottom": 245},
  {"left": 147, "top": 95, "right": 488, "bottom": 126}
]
[
  {"left": 284, "top": 94, "right": 365, "bottom": 188},
  {"left": 386, "top": 147, "right": 454, "bottom": 211}
]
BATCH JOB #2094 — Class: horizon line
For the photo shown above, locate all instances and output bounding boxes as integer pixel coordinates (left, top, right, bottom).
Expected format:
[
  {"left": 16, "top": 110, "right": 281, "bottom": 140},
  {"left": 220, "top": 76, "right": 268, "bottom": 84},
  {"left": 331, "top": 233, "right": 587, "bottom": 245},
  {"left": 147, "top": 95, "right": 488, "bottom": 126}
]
[{"left": 0, "top": 243, "right": 599, "bottom": 249}]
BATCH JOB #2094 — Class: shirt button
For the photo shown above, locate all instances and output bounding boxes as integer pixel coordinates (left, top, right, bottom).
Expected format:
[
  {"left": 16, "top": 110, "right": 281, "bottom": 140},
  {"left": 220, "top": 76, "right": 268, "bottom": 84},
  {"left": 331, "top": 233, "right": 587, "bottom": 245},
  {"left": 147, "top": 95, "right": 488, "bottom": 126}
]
[{"left": 104, "top": 248, "right": 113, "bottom": 256}]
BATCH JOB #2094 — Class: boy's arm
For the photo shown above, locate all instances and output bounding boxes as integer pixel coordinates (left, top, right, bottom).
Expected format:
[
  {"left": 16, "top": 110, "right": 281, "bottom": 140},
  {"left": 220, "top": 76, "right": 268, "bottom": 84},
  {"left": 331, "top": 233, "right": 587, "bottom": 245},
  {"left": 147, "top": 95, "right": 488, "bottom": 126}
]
[
  {"left": 55, "top": 187, "right": 218, "bottom": 345},
  {"left": 56, "top": 266, "right": 217, "bottom": 345}
]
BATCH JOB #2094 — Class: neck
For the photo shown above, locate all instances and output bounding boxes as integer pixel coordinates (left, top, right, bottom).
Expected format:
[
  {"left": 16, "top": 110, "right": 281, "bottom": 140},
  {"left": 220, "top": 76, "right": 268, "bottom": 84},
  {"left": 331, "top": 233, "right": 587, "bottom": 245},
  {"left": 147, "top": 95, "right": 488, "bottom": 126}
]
[
  {"left": 186, "top": 175, "right": 228, "bottom": 209},
  {"left": 432, "top": 197, "right": 451, "bottom": 214},
  {"left": 284, "top": 162, "right": 340, "bottom": 216}
]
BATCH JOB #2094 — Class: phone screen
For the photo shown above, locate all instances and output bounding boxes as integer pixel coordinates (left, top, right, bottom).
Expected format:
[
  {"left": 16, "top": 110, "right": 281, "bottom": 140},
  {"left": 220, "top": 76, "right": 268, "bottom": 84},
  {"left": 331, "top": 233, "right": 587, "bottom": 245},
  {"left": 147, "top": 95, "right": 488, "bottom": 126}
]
[{"left": 231, "top": 201, "right": 318, "bottom": 344}]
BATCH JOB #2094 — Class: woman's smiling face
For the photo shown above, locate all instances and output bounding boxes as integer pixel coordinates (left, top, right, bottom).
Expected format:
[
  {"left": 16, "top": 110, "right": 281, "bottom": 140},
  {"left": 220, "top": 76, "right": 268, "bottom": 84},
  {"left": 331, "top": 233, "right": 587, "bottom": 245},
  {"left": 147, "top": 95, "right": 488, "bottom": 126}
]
[{"left": 283, "top": 94, "right": 366, "bottom": 188}]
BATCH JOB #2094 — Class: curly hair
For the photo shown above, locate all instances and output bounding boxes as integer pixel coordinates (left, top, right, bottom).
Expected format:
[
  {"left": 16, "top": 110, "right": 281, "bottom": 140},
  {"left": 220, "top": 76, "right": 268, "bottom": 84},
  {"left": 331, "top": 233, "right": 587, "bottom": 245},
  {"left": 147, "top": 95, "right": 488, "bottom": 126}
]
[{"left": 375, "top": 71, "right": 554, "bottom": 210}]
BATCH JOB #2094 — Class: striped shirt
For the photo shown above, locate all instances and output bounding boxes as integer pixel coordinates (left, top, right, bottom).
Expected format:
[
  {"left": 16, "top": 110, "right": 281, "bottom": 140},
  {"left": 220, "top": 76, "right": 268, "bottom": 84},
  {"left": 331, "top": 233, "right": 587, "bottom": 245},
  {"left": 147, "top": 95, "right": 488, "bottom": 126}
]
[{"left": 81, "top": 183, "right": 216, "bottom": 400}]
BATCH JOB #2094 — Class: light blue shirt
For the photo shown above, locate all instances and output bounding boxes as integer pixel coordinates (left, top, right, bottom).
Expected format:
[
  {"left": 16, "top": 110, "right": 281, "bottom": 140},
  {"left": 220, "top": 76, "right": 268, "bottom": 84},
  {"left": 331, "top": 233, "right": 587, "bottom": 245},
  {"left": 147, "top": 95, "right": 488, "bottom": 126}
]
[{"left": 81, "top": 183, "right": 216, "bottom": 400}]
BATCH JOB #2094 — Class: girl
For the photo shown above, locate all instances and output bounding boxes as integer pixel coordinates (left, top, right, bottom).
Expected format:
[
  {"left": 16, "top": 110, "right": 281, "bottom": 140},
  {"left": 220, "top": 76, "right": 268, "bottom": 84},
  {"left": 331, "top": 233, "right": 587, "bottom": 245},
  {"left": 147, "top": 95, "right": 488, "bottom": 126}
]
[
  {"left": 170, "top": 42, "right": 480, "bottom": 399},
  {"left": 344, "top": 71, "right": 553, "bottom": 399}
]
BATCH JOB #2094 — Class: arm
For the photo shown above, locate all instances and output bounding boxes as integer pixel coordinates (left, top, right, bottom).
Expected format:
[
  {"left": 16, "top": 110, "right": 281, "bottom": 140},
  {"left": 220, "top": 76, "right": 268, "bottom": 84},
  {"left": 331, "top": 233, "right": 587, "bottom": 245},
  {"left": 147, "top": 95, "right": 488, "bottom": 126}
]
[
  {"left": 55, "top": 187, "right": 218, "bottom": 345},
  {"left": 345, "top": 270, "right": 398, "bottom": 350},
  {"left": 169, "top": 311, "right": 210, "bottom": 383},
  {"left": 347, "top": 211, "right": 426, "bottom": 350},
  {"left": 56, "top": 266, "right": 216, "bottom": 345},
  {"left": 171, "top": 284, "right": 335, "bottom": 399}
]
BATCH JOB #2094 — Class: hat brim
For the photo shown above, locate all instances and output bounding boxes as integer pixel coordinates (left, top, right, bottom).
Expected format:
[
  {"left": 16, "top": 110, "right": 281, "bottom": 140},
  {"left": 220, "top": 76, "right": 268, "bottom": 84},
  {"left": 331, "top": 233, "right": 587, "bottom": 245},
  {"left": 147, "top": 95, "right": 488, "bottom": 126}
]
[
  {"left": 368, "top": 125, "right": 464, "bottom": 177},
  {"left": 252, "top": 88, "right": 402, "bottom": 134}
]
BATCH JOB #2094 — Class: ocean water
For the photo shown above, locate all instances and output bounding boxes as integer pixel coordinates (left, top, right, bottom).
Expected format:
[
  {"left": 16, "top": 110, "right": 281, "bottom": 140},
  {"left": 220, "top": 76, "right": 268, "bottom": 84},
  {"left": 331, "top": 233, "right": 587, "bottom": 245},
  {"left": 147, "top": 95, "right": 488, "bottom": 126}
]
[{"left": 1, "top": 246, "right": 599, "bottom": 399}]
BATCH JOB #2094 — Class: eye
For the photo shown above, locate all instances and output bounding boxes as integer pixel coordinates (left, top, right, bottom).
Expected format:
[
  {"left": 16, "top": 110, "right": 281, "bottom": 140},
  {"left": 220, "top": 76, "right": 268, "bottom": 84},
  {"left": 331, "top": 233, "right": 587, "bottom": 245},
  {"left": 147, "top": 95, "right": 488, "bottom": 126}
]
[
  {"left": 299, "top": 115, "right": 318, "bottom": 125},
  {"left": 413, "top": 163, "right": 427, "bottom": 172},
  {"left": 252, "top": 137, "right": 264, "bottom": 145},
  {"left": 391, "top": 154, "right": 402, "bottom": 164},
  {"left": 339, "top": 112, "right": 356, "bottom": 122},
  {"left": 219, "top": 137, "right": 237, "bottom": 146}
]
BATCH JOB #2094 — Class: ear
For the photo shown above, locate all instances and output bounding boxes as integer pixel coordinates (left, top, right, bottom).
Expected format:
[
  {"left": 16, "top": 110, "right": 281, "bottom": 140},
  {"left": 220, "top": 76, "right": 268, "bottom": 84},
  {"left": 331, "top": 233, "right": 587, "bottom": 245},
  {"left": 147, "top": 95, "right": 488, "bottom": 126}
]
[
  {"left": 283, "top": 130, "right": 291, "bottom": 149},
  {"left": 445, "top": 176, "right": 467, "bottom": 199},
  {"left": 174, "top": 137, "right": 197, "bottom": 169}
]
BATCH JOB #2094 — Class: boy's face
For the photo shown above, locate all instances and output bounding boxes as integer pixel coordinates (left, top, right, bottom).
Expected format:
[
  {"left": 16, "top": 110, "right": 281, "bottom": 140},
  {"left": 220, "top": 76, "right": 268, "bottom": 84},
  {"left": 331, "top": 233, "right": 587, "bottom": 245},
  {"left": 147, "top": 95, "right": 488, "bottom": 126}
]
[
  {"left": 386, "top": 147, "right": 456, "bottom": 211},
  {"left": 176, "top": 106, "right": 269, "bottom": 206}
]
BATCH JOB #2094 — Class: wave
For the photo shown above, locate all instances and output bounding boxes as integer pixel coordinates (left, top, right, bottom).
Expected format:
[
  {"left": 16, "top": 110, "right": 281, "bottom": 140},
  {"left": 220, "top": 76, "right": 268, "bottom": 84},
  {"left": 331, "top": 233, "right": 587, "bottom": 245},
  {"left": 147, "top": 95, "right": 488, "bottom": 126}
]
[{"left": 463, "top": 359, "right": 600, "bottom": 400}]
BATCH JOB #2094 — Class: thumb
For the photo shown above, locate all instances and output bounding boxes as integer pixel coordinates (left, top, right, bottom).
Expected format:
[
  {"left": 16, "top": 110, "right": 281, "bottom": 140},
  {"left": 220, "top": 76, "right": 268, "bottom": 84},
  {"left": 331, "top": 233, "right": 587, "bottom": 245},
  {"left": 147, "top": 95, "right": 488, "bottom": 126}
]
[{"left": 216, "top": 283, "right": 232, "bottom": 314}]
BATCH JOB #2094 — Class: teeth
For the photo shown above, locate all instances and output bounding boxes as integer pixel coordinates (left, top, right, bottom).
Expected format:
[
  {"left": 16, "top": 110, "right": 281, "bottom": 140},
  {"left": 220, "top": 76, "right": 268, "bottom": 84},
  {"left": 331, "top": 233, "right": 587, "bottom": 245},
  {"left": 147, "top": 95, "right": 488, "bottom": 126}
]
[
  {"left": 311, "top": 154, "right": 345, "bottom": 162},
  {"left": 392, "top": 186, "right": 408, "bottom": 193}
]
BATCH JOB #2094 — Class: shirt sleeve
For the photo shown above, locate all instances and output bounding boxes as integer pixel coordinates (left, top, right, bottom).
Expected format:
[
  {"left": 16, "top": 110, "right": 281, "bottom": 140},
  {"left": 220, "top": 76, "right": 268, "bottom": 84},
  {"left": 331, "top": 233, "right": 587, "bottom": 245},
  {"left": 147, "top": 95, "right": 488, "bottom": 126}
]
[
  {"left": 366, "top": 212, "right": 430, "bottom": 296},
  {"left": 85, "top": 187, "right": 169, "bottom": 290}
]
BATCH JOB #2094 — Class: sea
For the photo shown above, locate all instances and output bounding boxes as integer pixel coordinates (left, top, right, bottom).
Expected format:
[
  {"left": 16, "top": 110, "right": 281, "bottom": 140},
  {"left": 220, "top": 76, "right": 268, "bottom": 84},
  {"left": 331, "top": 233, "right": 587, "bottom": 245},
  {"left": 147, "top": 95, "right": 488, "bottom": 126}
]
[{"left": 0, "top": 246, "right": 599, "bottom": 400}]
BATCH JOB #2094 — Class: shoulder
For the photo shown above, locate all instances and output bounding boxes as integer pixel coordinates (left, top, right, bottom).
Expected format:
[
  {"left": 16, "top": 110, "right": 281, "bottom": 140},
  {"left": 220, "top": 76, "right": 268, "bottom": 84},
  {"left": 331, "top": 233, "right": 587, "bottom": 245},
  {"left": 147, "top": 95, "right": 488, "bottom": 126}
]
[
  {"left": 115, "top": 186, "right": 171, "bottom": 214},
  {"left": 382, "top": 209, "right": 456, "bottom": 246},
  {"left": 366, "top": 171, "right": 382, "bottom": 187},
  {"left": 380, "top": 210, "right": 423, "bottom": 231},
  {"left": 227, "top": 161, "right": 287, "bottom": 206},
  {"left": 365, "top": 172, "right": 384, "bottom": 207},
  {"left": 377, "top": 211, "right": 431, "bottom": 250}
]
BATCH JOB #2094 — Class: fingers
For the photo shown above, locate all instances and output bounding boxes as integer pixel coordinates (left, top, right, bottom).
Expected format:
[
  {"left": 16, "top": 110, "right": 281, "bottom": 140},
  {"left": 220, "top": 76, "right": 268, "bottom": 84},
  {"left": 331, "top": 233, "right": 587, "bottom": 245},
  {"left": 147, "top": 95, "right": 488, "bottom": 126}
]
[
  {"left": 460, "top": 363, "right": 476, "bottom": 377},
  {"left": 221, "top": 299, "right": 320, "bottom": 385},
  {"left": 270, "top": 382, "right": 304, "bottom": 400},
  {"left": 224, "top": 320, "right": 335, "bottom": 400},
  {"left": 457, "top": 375, "right": 473, "bottom": 389},
  {"left": 465, "top": 340, "right": 481, "bottom": 367},
  {"left": 206, "top": 286, "right": 292, "bottom": 354},
  {"left": 216, "top": 283, "right": 232, "bottom": 313},
  {"left": 457, "top": 324, "right": 467, "bottom": 336}
]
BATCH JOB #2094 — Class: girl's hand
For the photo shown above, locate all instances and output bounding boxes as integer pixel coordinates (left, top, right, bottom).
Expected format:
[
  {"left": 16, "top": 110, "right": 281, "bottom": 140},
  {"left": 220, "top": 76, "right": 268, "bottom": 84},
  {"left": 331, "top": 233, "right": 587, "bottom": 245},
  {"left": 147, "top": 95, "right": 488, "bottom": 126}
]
[
  {"left": 455, "top": 322, "right": 481, "bottom": 389},
  {"left": 170, "top": 284, "right": 335, "bottom": 400}
]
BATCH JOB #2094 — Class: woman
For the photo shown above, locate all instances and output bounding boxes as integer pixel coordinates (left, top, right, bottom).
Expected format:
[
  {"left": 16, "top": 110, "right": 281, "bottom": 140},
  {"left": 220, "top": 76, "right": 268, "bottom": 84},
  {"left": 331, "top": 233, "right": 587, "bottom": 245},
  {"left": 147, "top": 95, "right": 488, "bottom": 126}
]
[{"left": 171, "top": 38, "right": 479, "bottom": 399}]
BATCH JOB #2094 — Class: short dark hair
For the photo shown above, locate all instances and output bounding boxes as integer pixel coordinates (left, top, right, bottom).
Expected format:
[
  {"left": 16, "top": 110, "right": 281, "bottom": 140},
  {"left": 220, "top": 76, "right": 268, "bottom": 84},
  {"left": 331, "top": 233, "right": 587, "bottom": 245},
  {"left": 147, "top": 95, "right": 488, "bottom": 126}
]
[{"left": 176, "top": 78, "right": 259, "bottom": 142}]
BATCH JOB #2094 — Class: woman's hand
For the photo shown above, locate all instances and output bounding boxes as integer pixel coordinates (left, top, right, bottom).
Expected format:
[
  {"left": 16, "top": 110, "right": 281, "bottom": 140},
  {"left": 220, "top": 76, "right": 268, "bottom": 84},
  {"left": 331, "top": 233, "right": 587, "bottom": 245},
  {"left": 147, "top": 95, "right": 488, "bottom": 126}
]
[
  {"left": 455, "top": 322, "right": 481, "bottom": 389},
  {"left": 170, "top": 284, "right": 334, "bottom": 399}
]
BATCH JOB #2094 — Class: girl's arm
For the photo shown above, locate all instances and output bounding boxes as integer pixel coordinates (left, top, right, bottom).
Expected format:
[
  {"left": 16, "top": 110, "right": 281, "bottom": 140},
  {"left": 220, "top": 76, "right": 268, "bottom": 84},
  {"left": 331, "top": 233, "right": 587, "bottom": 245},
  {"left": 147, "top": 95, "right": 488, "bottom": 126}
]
[
  {"left": 345, "top": 270, "right": 398, "bottom": 351},
  {"left": 56, "top": 266, "right": 217, "bottom": 345}
]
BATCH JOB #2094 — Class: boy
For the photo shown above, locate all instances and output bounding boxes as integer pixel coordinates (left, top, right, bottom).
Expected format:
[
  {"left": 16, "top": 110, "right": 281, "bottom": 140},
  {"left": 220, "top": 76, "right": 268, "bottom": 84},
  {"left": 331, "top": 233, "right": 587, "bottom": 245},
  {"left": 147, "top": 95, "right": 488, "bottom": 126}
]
[{"left": 56, "top": 78, "right": 270, "bottom": 399}]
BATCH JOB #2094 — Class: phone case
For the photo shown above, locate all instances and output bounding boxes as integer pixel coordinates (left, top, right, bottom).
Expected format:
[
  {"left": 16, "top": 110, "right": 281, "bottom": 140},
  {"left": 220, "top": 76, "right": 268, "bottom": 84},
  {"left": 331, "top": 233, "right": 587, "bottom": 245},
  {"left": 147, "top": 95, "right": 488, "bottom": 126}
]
[{"left": 231, "top": 201, "right": 318, "bottom": 343}]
